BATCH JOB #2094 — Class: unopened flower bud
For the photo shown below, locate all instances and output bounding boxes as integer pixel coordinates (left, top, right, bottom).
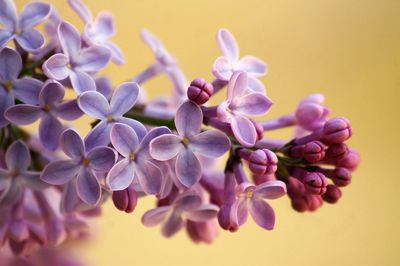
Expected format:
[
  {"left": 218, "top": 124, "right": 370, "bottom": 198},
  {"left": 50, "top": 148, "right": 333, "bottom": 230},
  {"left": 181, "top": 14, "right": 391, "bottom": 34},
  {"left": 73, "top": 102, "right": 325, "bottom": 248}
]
[
  {"left": 251, "top": 120, "right": 264, "bottom": 140},
  {"left": 302, "top": 172, "right": 328, "bottom": 195},
  {"left": 331, "top": 167, "right": 352, "bottom": 187},
  {"left": 306, "top": 195, "right": 324, "bottom": 211},
  {"left": 248, "top": 149, "right": 278, "bottom": 175},
  {"left": 187, "top": 78, "right": 213, "bottom": 105},
  {"left": 337, "top": 149, "right": 360, "bottom": 171},
  {"left": 112, "top": 186, "right": 137, "bottom": 213},
  {"left": 322, "top": 117, "right": 352, "bottom": 144},
  {"left": 291, "top": 197, "right": 308, "bottom": 212},
  {"left": 325, "top": 143, "right": 349, "bottom": 161},
  {"left": 322, "top": 184, "right": 342, "bottom": 203},
  {"left": 289, "top": 141, "right": 326, "bottom": 163}
]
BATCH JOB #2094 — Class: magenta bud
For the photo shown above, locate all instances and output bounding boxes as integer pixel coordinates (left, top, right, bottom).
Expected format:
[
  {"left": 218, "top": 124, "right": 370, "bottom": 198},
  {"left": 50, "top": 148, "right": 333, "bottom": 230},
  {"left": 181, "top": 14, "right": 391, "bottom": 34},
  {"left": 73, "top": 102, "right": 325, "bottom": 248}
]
[
  {"left": 322, "top": 184, "right": 342, "bottom": 203},
  {"left": 302, "top": 172, "right": 328, "bottom": 195},
  {"left": 290, "top": 141, "right": 326, "bottom": 163},
  {"left": 306, "top": 195, "right": 324, "bottom": 211},
  {"left": 291, "top": 197, "right": 308, "bottom": 212},
  {"left": 187, "top": 78, "right": 214, "bottom": 105},
  {"left": 248, "top": 149, "right": 278, "bottom": 175},
  {"left": 325, "top": 143, "right": 349, "bottom": 161},
  {"left": 331, "top": 167, "right": 352, "bottom": 187},
  {"left": 337, "top": 149, "right": 360, "bottom": 171},
  {"left": 112, "top": 186, "right": 137, "bottom": 213},
  {"left": 251, "top": 120, "right": 264, "bottom": 141},
  {"left": 322, "top": 117, "right": 352, "bottom": 144}
]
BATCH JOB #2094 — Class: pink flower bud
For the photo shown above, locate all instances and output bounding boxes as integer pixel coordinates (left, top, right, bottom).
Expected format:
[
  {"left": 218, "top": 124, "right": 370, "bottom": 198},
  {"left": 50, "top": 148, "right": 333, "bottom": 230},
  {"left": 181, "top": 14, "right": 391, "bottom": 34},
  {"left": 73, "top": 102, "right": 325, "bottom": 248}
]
[
  {"left": 187, "top": 78, "right": 213, "bottom": 105},
  {"left": 248, "top": 149, "right": 278, "bottom": 175},
  {"left": 331, "top": 167, "right": 352, "bottom": 187},
  {"left": 289, "top": 141, "right": 326, "bottom": 163},
  {"left": 291, "top": 197, "right": 308, "bottom": 212},
  {"left": 322, "top": 185, "right": 342, "bottom": 203},
  {"left": 306, "top": 195, "right": 324, "bottom": 211},
  {"left": 322, "top": 117, "right": 352, "bottom": 144},
  {"left": 302, "top": 172, "right": 328, "bottom": 195},
  {"left": 112, "top": 186, "right": 137, "bottom": 213},
  {"left": 337, "top": 149, "right": 360, "bottom": 171},
  {"left": 325, "top": 143, "right": 349, "bottom": 161},
  {"left": 251, "top": 120, "right": 264, "bottom": 141}
]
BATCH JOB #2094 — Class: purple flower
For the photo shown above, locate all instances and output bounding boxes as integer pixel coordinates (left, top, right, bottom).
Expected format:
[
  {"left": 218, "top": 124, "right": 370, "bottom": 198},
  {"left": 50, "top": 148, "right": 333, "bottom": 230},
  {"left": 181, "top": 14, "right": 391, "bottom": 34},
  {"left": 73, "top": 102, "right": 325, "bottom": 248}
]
[
  {"left": 150, "top": 101, "right": 230, "bottom": 188},
  {"left": 68, "top": 0, "right": 125, "bottom": 64},
  {"left": 217, "top": 71, "right": 272, "bottom": 147},
  {"left": 0, "top": 141, "right": 47, "bottom": 209},
  {"left": 212, "top": 28, "right": 267, "bottom": 92},
  {"left": 0, "top": 47, "right": 43, "bottom": 128},
  {"left": 141, "top": 191, "right": 219, "bottom": 238},
  {"left": 41, "top": 129, "right": 117, "bottom": 205},
  {"left": 107, "top": 123, "right": 169, "bottom": 195},
  {"left": 77, "top": 82, "right": 147, "bottom": 151},
  {"left": 0, "top": 0, "right": 51, "bottom": 51},
  {"left": 42, "top": 21, "right": 111, "bottom": 94},
  {"left": 5, "top": 80, "right": 83, "bottom": 151}
]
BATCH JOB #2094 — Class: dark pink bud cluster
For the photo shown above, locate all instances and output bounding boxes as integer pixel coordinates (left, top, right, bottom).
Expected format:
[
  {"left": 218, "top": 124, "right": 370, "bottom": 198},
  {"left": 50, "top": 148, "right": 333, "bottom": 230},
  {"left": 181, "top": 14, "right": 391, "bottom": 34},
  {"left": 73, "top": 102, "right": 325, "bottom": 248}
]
[
  {"left": 187, "top": 78, "right": 214, "bottom": 105},
  {"left": 321, "top": 117, "right": 352, "bottom": 144},
  {"left": 288, "top": 140, "right": 327, "bottom": 163},
  {"left": 112, "top": 186, "right": 138, "bottom": 213}
]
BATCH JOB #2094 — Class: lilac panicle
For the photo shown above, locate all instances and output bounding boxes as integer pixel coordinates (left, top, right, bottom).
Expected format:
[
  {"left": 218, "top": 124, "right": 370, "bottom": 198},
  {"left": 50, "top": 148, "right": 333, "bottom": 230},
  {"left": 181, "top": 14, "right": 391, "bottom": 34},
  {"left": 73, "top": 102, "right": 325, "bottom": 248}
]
[{"left": 0, "top": 0, "right": 51, "bottom": 51}]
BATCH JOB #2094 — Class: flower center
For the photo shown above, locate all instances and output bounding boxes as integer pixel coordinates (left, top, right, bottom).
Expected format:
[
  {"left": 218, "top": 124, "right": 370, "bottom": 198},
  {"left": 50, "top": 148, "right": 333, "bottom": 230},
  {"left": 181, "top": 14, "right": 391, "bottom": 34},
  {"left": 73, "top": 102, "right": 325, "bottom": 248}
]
[
  {"left": 246, "top": 191, "right": 254, "bottom": 198},
  {"left": 107, "top": 116, "right": 115, "bottom": 123},
  {"left": 82, "top": 158, "right": 91, "bottom": 166},
  {"left": 43, "top": 104, "right": 51, "bottom": 113},
  {"left": 129, "top": 152, "right": 135, "bottom": 161},
  {"left": 182, "top": 137, "right": 190, "bottom": 146},
  {"left": 3, "top": 80, "right": 13, "bottom": 91},
  {"left": 9, "top": 170, "right": 19, "bottom": 178}
]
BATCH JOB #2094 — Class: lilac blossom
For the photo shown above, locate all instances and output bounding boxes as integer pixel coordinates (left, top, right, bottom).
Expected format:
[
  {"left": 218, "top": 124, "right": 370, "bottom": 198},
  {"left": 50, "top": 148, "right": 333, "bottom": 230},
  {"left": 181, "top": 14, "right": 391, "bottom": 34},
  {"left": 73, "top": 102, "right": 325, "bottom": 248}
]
[
  {"left": 68, "top": 0, "right": 125, "bottom": 64},
  {"left": 0, "top": 0, "right": 51, "bottom": 51},
  {"left": 42, "top": 21, "right": 111, "bottom": 94},
  {"left": 5, "top": 80, "right": 83, "bottom": 150},
  {"left": 217, "top": 71, "right": 272, "bottom": 147},
  {"left": 141, "top": 191, "right": 219, "bottom": 237},
  {"left": 212, "top": 28, "right": 267, "bottom": 92},
  {"left": 0, "top": 47, "right": 43, "bottom": 128},
  {"left": 150, "top": 101, "right": 230, "bottom": 188},
  {"left": 41, "top": 129, "right": 117, "bottom": 205},
  {"left": 77, "top": 82, "right": 147, "bottom": 151}
]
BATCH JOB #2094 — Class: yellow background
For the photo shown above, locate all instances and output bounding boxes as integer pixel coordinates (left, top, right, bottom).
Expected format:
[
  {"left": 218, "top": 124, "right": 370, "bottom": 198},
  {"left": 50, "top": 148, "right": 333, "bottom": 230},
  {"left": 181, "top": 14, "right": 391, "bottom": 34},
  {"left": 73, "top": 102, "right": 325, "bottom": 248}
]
[{"left": 17, "top": 0, "right": 400, "bottom": 265}]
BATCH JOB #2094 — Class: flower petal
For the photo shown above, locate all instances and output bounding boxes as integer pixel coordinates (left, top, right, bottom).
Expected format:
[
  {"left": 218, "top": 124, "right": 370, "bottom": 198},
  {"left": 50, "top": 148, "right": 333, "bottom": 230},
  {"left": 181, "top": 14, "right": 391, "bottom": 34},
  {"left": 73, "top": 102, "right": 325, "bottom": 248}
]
[
  {"left": 42, "top": 53, "right": 70, "bottom": 80},
  {"left": 254, "top": 180, "right": 286, "bottom": 199},
  {"left": 235, "top": 92, "right": 272, "bottom": 116},
  {"left": 41, "top": 160, "right": 80, "bottom": 185},
  {"left": 187, "top": 204, "right": 219, "bottom": 222},
  {"left": 87, "top": 146, "right": 116, "bottom": 172},
  {"left": 110, "top": 82, "right": 139, "bottom": 116},
  {"left": 190, "top": 130, "right": 230, "bottom": 158},
  {"left": 141, "top": 206, "right": 170, "bottom": 227},
  {"left": 78, "top": 91, "right": 109, "bottom": 119},
  {"left": 230, "top": 71, "right": 248, "bottom": 101},
  {"left": 110, "top": 123, "right": 139, "bottom": 157},
  {"left": 74, "top": 45, "right": 111, "bottom": 72},
  {"left": 60, "top": 128, "right": 85, "bottom": 159},
  {"left": 0, "top": 30, "right": 14, "bottom": 47},
  {"left": 84, "top": 120, "right": 111, "bottom": 151},
  {"left": 149, "top": 134, "right": 182, "bottom": 161},
  {"left": 161, "top": 212, "right": 184, "bottom": 238},
  {"left": 217, "top": 28, "right": 239, "bottom": 62},
  {"left": 19, "top": 171, "right": 48, "bottom": 191},
  {"left": 237, "top": 56, "right": 267, "bottom": 77},
  {"left": 13, "top": 77, "right": 42, "bottom": 104},
  {"left": 249, "top": 197, "right": 275, "bottom": 230},
  {"left": 137, "top": 126, "right": 171, "bottom": 155},
  {"left": 5, "top": 140, "right": 30, "bottom": 171},
  {"left": 91, "top": 11, "right": 115, "bottom": 38},
  {"left": 39, "top": 115, "right": 63, "bottom": 151},
  {"left": 0, "top": 180, "right": 21, "bottom": 210},
  {"left": 114, "top": 117, "right": 147, "bottom": 142},
  {"left": 0, "top": 47, "right": 21, "bottom": 81},
  {"left": 0, "top": 0, "right": 17, "bottom": 30},
  {"left": 60, "top": 181, "right": 80, "bottom": 213},
  {"left": 58, "top": 21, "right": 81, "bottom": 58},
  {"left": 94, "top": 76, "right": 112, "bottom": 99},
  {"left": 76, "top": 168, "right": 101, "bottom": 205},
  {"left": 174, "top": 192, "right": 202, "bottom": 212},
  {"left": 212, "top": 56, "right": 233, "bottom": 81},
  {"left": 52, "top": 99, "right": 83, "bottom": 120},
  {"left": 0, "top": 90, "right": 13, "bottom": 128},
  {"left": 136, "top": 160, "right": 163, "bottom": 195},
  {"left": 39, "top": 80, "right": 64, "bottom": 105},
  {"left": 106, "top": 159, "right": 135, "bottom": 191},
  {"left": 0, "top": 169, "right": 9, "bottom": 191},
  {"left": 19, "top": 2, "right": 51, "bottom": 30},
  {"left": 175, "top": 148, "right": 202, "bottom": 188},
  {"left": 103, "top": 41, "right": 125, "bottom": 65},
  {"left": 69, "top": 69, "right": 96, "bottom": 94},
  {"left": 230, "top": 198, "right": 248, "bottom": 227},
  {"left": 231, "top": 115, "right": 257, "bottom": 147},
  {"left": 15, "top": 28, "right": 45, "bottom": 51},
  {"left": 68, "top": 0, "right": 93, "bottom": 24},
  {"left": 175, "top": 101, "right": 202, "bottom": 137},
  {"left": 4, "top": 104, "right": 42, "bottom": 125},
  {"left": 247, "top": 75, "right": 266, "bottom": 93}
]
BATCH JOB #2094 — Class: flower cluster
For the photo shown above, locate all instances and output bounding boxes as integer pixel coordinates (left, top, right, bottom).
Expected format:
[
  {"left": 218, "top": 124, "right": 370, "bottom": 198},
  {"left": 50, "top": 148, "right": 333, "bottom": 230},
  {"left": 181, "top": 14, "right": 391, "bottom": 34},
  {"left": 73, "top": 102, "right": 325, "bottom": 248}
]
[{"left": 0, "top": 0, "right": 360, "bottom": 259}]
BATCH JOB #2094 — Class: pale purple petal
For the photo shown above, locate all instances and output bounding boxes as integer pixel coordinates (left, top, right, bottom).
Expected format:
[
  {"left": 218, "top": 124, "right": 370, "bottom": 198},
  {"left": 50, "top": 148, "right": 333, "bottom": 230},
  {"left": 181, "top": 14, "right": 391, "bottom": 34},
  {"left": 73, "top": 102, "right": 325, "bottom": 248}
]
[
  {"left": 39, "top": 115, "right": 63, "bottom": 151},
  {"left": 74, "top": 45, "right": 111, "bottom": 72},
  {"left": 0, "top": 0, "right": 17, "bottom": 29},
  {"left": 0, "top": 181, "right": 21, "bottom": 208},
  {"left": 189, "top": 130, "right": 230, "bottom": 158},
  {"left": 175, "top": 101, "right": 202, "bottom": 137},
  {"left": 19, "top": 171, "right": 48, "bottom": 191},
  {"left": 161, "top": 212, "right": 184, "bottom": 238},
  {"left": 149, "top": 134, "right": 182, "bottom": 161},
  {"left": 41, "top": 160, "right": 80, "bottom": 185},
  {"left": 4, "top": 104, "right": 41, "bottom": 125},
  {"left": 247, "top": 75, "right": 265, "bottom": 93},
  {"left": 5, "top": 140, "right": 30, "bottom": 171},
  {"left": 39, "top": 80, "right": 64, "bottom": 105},
  {"left": 237, "top": 56, "right": 267, "bottom": 77},
  {"left": 103, "top": 41, "right": 125, "bottom": 65},
  {"left": 0, "top": 90, "right": 13, "bottom": 128},
  {"left": 76, "top": 168, "right": 101, "bottom": 205},
  {"left": 106, "top": 159, "right": 134, "bottom": 191},
  {"left": 52, "top": 99, "right": 83, "bottom": 120},
  {"left": 110, "top": 123, "right": 139, "bottom": 157},
  {"left": 187, "top": 204, "right": 219, "bottom": 222},
  {"left": 87, "top": 146, "right": 116, "bottom": 172},
  {"left": 13, "top": 77, "right": 42, "bottom": 104},
  {"left": 110, "top": 82, "right": 139, "bottom": 116},
  {"left": 91, "top": 11, "right": 115, "bottom": 38},
  {"left": 217, "top": 28, "right": 239, "bottom": 62},
  {"left": 84, "top": 121, "right": 111, "bottom": 151},
  {"left": 69, "top": 69, "right": 96, "bottom": 94},
  {"left": 94, "top": 76, "right": 112, "bottom": 99},
  {"left": 174, "top": 192, "right": 202, "bottom": 211},
  {"left": 0, "top": 47, "right": 21, "bottom": 80},
  {"left": 60, "top": 129, "right": 85, "bottom": 159},
  {"left": 68, "top": 0, "right": 93, "bottom": 24},
  {"left": 230, "top": 71, "right": 247, "bottom": 101},
  {"left": 0, "top": 169, "right": 9, "bottom": 191},
  {"left": 60, "top": 181, "right": 80, "bottom": 213},
  {"left": 231, "top": 115, "right": 257, "bottom": 147},
  {"left": 15, "top": 28, "right": 45, "bottom": 51},
  {"left": 78, "top": 91, "right": 109, "bottom": 119},
  {"left": 42, "top": 53, "right": 70, "bottom": 80},
  {"left": 136, "top": 160, "right": 162, "bottom": 195},
  {"left": 212, "top": 56, "right": 232, "bottom": 81},
  {"left": 137, "top": 126, "right": 171, "bottom": 154},
  {"left": 235, "top": 92, "right": 272, "bottom": 116},
  {"left": 230, "top": 198, "right": 248, "bottom": 227},
  {"left": 254, "top": 180, "right": 286, "bottom": 199},
  {"left": 175, "top": 148, "right": 202, "bottom": 188},
  {"left": 141, "top": 206, "right": 170, "bottom": 227},
  {"left": 140, "top": 29, "right": 163, "bottom": 55},
  {"left": 249, "top": 197, "right": 275, "bottom": 230},
  {"left": 58, "top": 21, "right": 81, "bottom": 58},
  {"left": 19, "top": 2, "right": 51, "bottom": 30},
  {"left": 0, "top": 30, "right": 14, "bottom": 47},
  {"left": 115, "top": 117, "right": 147, "bottom": 142}
]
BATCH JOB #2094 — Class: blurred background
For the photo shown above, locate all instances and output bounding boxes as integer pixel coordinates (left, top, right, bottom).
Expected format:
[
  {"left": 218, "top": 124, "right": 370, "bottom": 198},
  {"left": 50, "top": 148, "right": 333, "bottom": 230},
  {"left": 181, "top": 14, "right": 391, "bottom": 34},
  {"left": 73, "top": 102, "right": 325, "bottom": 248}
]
[{"left": 17, "top": 0, "right": 400, "bottom": 265}]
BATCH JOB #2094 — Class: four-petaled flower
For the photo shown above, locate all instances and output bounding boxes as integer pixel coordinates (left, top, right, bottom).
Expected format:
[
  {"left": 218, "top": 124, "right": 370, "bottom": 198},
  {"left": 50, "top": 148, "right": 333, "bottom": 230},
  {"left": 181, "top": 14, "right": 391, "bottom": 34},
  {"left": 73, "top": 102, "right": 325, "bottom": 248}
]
[
  {"left": 212, "top": 28, "right": 267, "bottom": 93},
  {"left": 5, "top": 80, "right": 83, "bottom": 151},
  {"left": 217, "top": 71, "right": 272, "bottom": 147},
  {"left": 41, "top": 129, "right": 117, "bottom": 205},
  {"left": 42, "top": 21, "right": 111, "bottom": 94},
  {"left": 0, "top": 0, "right": 51, "bottom": 51},
  {"left": 150, "top": 101, "right": 231, "bottom": 188}
]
